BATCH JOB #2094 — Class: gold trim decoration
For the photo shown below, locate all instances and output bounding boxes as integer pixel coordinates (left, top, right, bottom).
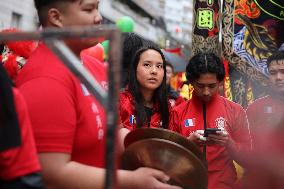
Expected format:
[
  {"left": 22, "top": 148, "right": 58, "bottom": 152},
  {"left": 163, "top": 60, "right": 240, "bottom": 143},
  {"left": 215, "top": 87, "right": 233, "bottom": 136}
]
[
  {"left": 192, "top": 34, "right": 219, "bottom": 55},
  {"left": 222, "top": 0, "right": 269, "bottom": 86}
]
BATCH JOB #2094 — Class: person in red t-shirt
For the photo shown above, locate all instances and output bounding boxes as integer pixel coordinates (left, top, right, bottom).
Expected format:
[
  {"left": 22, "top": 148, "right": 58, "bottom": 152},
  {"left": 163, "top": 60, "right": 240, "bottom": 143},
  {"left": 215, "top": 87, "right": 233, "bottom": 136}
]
[
  {"left": 245, "top": 51, "right": 284, "bottom": 189},
  {"left": 0, "top": 63, "right": 42, "bottom": 188},
  {"left": 166, "top": 62, "right": 185, "bottom": 108},
  {"left": 169, "top": 53, "right": 251, "bottom": 189},
  {"left": 119, "top": 45, "right": 170, "bottom": 134},
  {"left": 15, "top": 1, "right": 182, "bottom": 189}
]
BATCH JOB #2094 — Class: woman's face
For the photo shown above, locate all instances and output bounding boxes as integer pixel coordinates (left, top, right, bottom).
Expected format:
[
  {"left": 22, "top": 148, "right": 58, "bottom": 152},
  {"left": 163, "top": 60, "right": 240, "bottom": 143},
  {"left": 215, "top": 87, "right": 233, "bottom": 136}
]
[{"left": 136, "top": 49, "right": 165, "bottom": 92}]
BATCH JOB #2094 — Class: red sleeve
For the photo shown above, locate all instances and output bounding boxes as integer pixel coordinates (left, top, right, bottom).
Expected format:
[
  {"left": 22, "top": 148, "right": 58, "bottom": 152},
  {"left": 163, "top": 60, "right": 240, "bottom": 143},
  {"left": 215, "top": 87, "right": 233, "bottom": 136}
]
[
  {"left": 246, "top": 102, "right": 261, "bottom": 148},
  {"left": 0, "top": 89, "right": 40, "bottom": 180},
  {"left": 175, "top": 96, "right": 185, "bottom": 107},
  {"left": 18, "top": 77, "right": 76, "bottom": 153},
  {"left": 169, "top": 107, "right": 182, "bottom": 134},
  {"left": 119, "top": 93, "right": 135, "bottom": 131},
  {"left": 246, "top": 102, "right": 258, "bottom": 130},
  {"left": 229, "top": 106, "right": 252, "bottom": 165}
]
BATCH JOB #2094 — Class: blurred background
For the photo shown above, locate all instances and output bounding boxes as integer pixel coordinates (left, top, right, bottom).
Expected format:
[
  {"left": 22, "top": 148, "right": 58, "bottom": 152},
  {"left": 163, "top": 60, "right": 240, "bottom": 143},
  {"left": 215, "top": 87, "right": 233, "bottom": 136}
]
[{"left": 0, "top": 0, "right": 193, "bottom": 59}]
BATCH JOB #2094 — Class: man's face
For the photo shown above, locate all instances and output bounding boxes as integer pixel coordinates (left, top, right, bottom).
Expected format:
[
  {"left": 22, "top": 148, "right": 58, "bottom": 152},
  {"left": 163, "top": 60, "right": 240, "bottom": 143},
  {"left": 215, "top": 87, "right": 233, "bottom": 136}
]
[
  {"left": 192, "top": 73, "right": 220, "bottom": 103},
  {"left": 61, "top": 0, "right": 102, "bottom": 26},
  {"left": 166, "top": 65, "right": 174, "bottom": 85},
  {"left": 58, "top": 0, "right": 103, "bottom": 55},
  {"left": 268, "top": 60, "right": 284, "bottom": 94}
]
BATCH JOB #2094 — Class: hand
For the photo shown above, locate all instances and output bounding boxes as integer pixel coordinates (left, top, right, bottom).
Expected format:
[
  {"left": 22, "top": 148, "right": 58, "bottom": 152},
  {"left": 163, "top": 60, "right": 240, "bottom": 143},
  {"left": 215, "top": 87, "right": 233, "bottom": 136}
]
[
  {"left": 187, "top": 130, "right": 207, "bottom": 146},
  {"left": 131, "top": 167, "right": 182, "bottom": 189},
  {"left": 207, "top": 131, "right": 231, "bottom": 146}
]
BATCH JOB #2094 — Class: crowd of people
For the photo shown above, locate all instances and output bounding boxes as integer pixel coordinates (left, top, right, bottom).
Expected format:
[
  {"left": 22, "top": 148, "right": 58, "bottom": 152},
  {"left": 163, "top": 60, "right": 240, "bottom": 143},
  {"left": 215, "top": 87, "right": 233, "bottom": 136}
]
[{"left": 1, "top": 0, "right": 284, "bottom": 189}]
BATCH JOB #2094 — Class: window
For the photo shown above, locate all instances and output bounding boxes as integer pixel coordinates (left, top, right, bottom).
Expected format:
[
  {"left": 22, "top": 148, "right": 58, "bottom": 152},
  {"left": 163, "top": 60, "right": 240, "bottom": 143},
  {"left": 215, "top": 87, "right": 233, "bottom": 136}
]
[{"left": 11, "top": 12, "right": 22, "bottom": 28}]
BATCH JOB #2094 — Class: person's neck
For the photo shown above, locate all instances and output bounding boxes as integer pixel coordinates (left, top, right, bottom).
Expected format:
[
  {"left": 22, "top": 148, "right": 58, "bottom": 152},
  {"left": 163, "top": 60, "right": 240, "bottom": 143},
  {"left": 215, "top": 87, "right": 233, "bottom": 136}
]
[
  {"left": 141, "top": 89, "right": 154, "bottom": 108},
  {"left": 269, "top": 90, "right": 284, "bottom": 101}
]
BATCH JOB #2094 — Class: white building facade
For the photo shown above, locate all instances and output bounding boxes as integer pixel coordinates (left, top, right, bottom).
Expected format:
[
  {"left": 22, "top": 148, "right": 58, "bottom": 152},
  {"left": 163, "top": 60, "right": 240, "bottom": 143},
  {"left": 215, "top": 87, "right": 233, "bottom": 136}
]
[
  {"left": 100, "top": 0, "right": 168, "bottom": 46},
  {"left": 0, "top": 0, "right": 37, "bottom": 30},
  {"left": 162, "top": 0, "right": 193, "bottom": 46}
]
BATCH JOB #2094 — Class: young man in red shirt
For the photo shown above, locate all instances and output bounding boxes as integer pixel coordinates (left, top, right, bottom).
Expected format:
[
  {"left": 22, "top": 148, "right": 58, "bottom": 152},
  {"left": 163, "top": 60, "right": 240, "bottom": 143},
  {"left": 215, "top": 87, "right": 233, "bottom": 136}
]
[
  {"left": 16, "top": 0, "right": 181, "bottom": 189},
  {"left": 245, "top": 50, "right": 284, "bottom": 189},
  {"left": 169, "top": 52, "right": 251, "bottom": 189}
]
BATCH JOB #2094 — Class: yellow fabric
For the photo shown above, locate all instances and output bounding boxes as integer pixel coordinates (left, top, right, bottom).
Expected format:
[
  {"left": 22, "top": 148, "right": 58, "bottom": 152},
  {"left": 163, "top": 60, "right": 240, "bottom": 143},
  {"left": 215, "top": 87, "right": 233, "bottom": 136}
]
[
  {"left": 233, "top": 161, "right": 244, "bottom": 180},
  {"left": 224, "top": 76, "right": 233, "bottom": 101}
]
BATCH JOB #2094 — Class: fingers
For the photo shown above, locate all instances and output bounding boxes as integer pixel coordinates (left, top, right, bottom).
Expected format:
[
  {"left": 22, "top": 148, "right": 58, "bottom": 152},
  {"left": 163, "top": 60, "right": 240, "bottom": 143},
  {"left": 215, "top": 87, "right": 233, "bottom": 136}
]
[
  {"left": 145, "top": 167, "right": 170, "bottom": 183},
  {"left": 216, "top": 130, "right": 228, "bottom": 137},
  {"left": 141, "top": 168, "right": 182, "bottom": 189},
  {"left": 208, "top": 134, "right": 228, "bottom": 146}
]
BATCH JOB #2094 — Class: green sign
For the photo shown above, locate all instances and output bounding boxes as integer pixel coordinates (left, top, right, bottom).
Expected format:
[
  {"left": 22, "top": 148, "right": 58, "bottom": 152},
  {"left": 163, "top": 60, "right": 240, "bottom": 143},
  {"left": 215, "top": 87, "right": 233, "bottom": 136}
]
[{"left": 197, "top": 8, "right": 214, "bottom": 30}]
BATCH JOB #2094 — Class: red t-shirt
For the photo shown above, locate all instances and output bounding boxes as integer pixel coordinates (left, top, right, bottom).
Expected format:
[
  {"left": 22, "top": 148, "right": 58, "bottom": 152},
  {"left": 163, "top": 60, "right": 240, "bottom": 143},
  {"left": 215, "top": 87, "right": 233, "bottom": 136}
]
[
  {"left": 168, "top": 95, "right": 185, "bottom": 108},
  {"left": 246, "top": 95, "right": 284, "bottom": 146},
  {"left": 0, "top": 89, "right": 40, "bottom": 180},
  {"left": 245, "top": 96, "right": 284, "bottom": 189},
  {"left": 119, "top": 90, "right": 164, "bottom": 130},
  {"left": 170, "top": 94, "right": 251, "bottom": 189},
  {"left": 16, "top": 43, "right": 107, "bottom": 168}
]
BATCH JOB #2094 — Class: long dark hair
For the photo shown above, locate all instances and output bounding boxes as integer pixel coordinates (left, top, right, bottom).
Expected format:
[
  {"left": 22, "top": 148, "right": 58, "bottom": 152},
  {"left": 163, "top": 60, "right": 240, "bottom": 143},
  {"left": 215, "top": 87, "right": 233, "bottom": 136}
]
[{"left": 128, "top": 45, "right": 169, "bottom": 129}]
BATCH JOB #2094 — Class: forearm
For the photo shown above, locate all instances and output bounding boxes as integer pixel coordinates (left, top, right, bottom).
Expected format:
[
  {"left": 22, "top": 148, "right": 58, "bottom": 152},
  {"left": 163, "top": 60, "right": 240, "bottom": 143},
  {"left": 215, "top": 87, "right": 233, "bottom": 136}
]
[
  {"left": 118, "top": 127, "right": 130, "bottom": 152},
  {"left": 226, "top": 139, "right": 250, "bottom": 166},
  {"left": 117, "top": 170, "right": 137, "bottom": 189},
  {"left": 42, "top": 161, "right": 106, "bottom": 189}
]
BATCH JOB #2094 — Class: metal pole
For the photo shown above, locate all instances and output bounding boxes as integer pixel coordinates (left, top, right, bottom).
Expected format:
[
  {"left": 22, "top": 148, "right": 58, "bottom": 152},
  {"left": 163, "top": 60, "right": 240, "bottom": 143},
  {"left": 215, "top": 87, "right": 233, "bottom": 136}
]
[{"left": 104, "top": 30, "right": 122, "bottom": 189}]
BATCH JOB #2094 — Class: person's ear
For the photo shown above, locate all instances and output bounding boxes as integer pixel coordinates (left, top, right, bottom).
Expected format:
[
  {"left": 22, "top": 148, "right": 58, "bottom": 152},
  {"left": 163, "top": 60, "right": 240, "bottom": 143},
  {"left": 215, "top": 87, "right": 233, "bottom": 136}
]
[{"left": 47, "top": 8, "right": 64, "bottom": 27}]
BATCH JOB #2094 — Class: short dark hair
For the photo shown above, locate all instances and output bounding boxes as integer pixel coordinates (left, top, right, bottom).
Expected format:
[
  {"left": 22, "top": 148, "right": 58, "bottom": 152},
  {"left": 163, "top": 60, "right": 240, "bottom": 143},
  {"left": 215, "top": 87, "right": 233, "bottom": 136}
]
[
  {"left": 186, "top": 52, "right": 225, "bottom": 82},
  {"left": 34, "top": 0, "right": 76, "bottom": 25},
  {"left": 166, "top": 61, "right": 174, "bottom": 73},
  {"left": 267, "top": 50, "right": 284, "bottom": 68},
  {"left": 128, "top": 45, "right": 169, "bottom": 129}
]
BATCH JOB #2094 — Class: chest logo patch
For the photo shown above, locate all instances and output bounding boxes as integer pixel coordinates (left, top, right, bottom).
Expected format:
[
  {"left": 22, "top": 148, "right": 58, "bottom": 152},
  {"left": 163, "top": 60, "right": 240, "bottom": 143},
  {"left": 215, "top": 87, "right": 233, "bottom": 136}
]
[
  {"left": 214, "top": 117, "right": 227, "bottom": 130},
  {"left": 129, "top": 115, "right": 136, "bottom": 125},
  {"left": 264, "top": 106, "right": 273, "bottom": 114},
  {"left": 184, "top": 118, "right": 195, "bottom": 127}
]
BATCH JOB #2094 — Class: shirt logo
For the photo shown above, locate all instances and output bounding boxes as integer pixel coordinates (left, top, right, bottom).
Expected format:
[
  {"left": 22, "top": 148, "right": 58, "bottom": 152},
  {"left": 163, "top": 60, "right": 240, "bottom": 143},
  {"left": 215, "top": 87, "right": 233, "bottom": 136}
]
[
  {"left": 264, "top": 106, "right": 273, "bottom": 114},
  {"left": 91, "top": 103, "right": 99, "bottom": 114},
  {"left": 215, "top": 117, "right": 226, "bottom": 130},
  {"left": 129, "top": 115, "right": 136, "bottom": 125},
  {"left": 184, "top": 118, "right": 195, "bottom": 127}
]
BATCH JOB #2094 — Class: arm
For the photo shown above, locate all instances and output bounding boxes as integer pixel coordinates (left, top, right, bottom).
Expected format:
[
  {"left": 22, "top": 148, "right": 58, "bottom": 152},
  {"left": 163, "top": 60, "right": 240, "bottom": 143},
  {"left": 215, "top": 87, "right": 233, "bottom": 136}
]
[
  {"left": 118, "top": 92, "right": 139, "bottom": 131},
  {"left": 0, "top": 89, "right": 42, "bottom": 188},
  {"left": 118, "top": 127, "right": 130, "bottom": 152},
  {"left": 169, "top": 108, "right": 206, "bottom": 146},
  {"left": 208, "top": 108, "right": 251, "bottom": 166},
  {"left": 168, "top": 109, "right": 181, "bottom": 133},
  {"left": 245, "top": 103, "right": 258, "bottom": 148},
  {"left": 19, "top": 78, "right": 181, "bottom": 189},
  {"left": 228, "top": 108, "right": 251, "bottom": 166},
  {"left": 39, "top": 153, "right": 182, "bottom": 189}
]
